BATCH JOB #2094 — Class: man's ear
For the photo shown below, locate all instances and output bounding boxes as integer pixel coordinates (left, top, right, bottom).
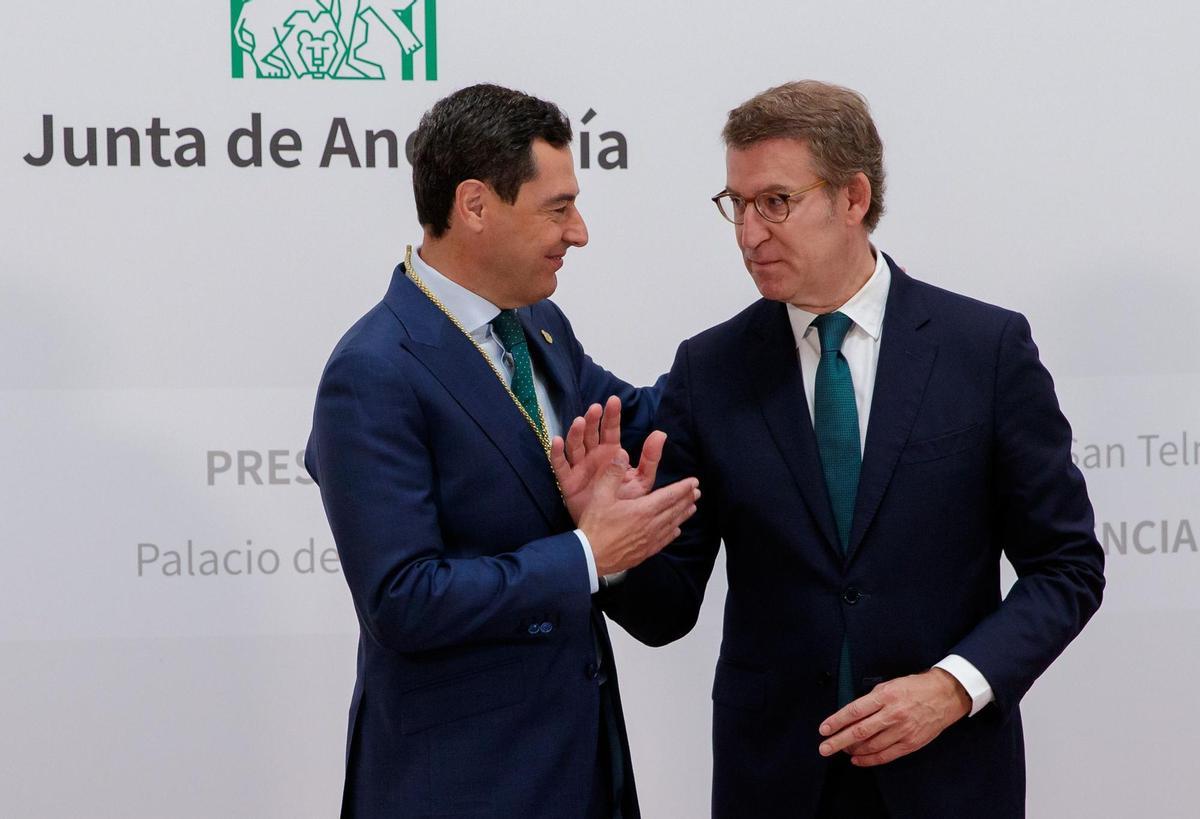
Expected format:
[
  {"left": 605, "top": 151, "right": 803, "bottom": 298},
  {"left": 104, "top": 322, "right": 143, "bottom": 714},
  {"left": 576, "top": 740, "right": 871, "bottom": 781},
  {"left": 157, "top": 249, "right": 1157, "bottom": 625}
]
[
  {"left": 453, "top": 179, "right": 489, "bottom": 234},
  {"left": 843, "top": 172, "right": 872, "bottom": 227}
]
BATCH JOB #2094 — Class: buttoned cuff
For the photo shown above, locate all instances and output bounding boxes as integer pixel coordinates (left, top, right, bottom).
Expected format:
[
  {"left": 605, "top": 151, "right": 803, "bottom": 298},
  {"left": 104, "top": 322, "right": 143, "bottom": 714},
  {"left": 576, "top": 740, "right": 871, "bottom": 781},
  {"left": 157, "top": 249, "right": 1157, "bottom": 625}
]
[
  {"left": 575, "top": 529, "right": 600, "bottom": 594},
  {"left": 934, "top": 654, "right": 994, "bottom": 717}
]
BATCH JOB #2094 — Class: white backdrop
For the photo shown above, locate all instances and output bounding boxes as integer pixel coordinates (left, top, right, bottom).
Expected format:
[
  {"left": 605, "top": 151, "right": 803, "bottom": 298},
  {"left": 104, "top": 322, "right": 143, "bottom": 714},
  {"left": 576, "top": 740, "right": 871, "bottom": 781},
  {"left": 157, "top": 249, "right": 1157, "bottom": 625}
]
[{"left": 2, "top": 2, "right": 1198, "bottom": 816}]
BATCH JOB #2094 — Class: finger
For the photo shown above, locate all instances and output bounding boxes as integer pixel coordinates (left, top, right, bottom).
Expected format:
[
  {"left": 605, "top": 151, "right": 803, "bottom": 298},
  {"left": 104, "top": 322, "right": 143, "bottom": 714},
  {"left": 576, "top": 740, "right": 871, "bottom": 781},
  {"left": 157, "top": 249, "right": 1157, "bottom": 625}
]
[
  {"left": 643, "top": 505, "right": 696, "bottom": 549},
  {"left": 820, "top": 686, "right": 888, "bottom": 739},
  {"left": 644, "top": 491, "right": 699, "bottom": 541},
  {"left": 643, "top": 497, "right": 700, "bottom": 554},
  {"left": 849, "top": 733, "right": 919, "bottom": 767},
  {"left": 565, "top": 416, "right": 586, "bottom": 466},
  {"left": 633, "top": 430, "right": 667, "bottom": 487},
  {"left": 819, "top": 710, "right": 892, "bottom": 757},
  {"left": 844, "top": 725, "right": 906, "bottom": 758},
  {"left": 646, "top": 496, "right": 694, "bottom": 532},
  {"left": 654, "top": 486, "right": 698, "bottom": 526},
  {"left": 583, "top": 403, "right": 603, "bottom": 449},
  {"left": 599, "top": 395, "right": 622, "bottom": 446},
  {"left": 674, "top": 503, "right": 698, "bottom": 529},
  {"left": 642, "top": 506, "right": 686, "bottom": 555},
  {"left": 641, "top": 477, "right": 701, "bottom": 516},
  {"left": 550, "top": 436, "right": 569, "bottom": 480},
  {"left": 819, "top": 694, "right": 885, "bottom": 738}
]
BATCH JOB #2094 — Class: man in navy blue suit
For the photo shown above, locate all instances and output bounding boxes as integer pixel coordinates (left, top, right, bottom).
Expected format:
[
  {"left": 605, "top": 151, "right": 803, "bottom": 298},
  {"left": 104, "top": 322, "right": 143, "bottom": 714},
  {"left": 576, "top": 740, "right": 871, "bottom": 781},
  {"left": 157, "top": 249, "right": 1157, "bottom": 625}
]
[
  {"left": 601, "top": 81, "right": 1105, "bottom": 818},
  {"left": 306, "top": 84, "right": 699, "bottom": 819}
]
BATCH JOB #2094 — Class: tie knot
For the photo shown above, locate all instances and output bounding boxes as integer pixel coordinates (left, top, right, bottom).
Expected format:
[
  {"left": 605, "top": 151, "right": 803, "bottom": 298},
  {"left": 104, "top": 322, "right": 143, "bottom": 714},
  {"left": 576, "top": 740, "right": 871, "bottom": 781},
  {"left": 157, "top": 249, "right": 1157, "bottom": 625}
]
[
  {"left": 490, "top": 309, "right": 527, "bottom": 351},
  {"left": 811, "top": 311, "right": 853, "bottom": 354}
]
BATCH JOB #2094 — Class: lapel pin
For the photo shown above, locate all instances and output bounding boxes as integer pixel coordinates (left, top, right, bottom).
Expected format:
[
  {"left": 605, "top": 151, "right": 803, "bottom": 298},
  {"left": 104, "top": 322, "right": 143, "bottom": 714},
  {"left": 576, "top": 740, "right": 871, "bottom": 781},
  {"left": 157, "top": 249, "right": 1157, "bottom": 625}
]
[{"left": 540, "top": 330, "right": 554, "bottom": 344}]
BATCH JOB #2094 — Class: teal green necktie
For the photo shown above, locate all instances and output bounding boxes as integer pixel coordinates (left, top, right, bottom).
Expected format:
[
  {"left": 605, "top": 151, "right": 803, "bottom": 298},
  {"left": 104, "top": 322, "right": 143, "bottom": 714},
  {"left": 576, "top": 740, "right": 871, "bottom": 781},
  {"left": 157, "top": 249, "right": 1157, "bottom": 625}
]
[
  {"left": 490, "top": 310, "right": 547, "bottom": 438},
  {"left": 811, "top": 311, "right": 861, "bottom": 706}
]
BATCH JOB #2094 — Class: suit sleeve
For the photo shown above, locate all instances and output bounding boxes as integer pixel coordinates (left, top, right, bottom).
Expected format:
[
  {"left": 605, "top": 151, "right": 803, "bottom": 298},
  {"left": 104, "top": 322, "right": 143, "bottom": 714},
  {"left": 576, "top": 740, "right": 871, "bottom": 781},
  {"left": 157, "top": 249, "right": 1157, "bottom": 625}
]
[
  {"left": 949, "top": 312, "right": 1105, "bottom": 713},
  {"left": 600, "top": 339, "right": 723, "bottom": 646},
  {"left": 308, "top": 346, "right": 592, "bottom": 656},
  {"left": 550, "top": 300, "right": 666, "bottom": 460}
]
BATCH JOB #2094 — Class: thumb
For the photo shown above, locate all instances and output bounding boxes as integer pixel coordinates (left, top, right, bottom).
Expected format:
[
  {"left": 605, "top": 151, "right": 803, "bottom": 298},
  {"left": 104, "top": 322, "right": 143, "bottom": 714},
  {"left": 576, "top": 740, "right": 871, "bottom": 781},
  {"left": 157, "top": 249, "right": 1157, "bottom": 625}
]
[{"left": 634, "top": 430, "right": 666, "bottom": 486}]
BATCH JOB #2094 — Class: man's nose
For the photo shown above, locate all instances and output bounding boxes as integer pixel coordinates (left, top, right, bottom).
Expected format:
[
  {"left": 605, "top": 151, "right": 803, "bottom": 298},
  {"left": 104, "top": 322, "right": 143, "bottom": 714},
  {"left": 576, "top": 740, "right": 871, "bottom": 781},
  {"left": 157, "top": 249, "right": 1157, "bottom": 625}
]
[
  {"left": 565, "top": 208, "right": 588, "bottom": 248},
  {"left": 738, "top": 207, "right": 770, "bottom": 249}
]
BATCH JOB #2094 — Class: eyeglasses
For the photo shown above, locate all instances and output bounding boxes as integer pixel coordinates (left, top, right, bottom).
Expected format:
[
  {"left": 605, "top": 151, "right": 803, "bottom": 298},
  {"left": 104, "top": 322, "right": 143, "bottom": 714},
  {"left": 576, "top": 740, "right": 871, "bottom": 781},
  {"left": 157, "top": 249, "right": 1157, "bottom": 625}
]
[{"left": 711, "top": 179, "right": 828, "bottom": 225}]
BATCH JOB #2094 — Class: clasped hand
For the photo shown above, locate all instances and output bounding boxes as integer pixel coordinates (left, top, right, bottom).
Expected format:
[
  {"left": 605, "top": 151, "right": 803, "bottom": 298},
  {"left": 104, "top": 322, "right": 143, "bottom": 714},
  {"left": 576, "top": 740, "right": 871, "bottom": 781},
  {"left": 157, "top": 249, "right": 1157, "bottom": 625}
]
[{"left": 550, "top": 396, "right": 699, "bottom": 576}]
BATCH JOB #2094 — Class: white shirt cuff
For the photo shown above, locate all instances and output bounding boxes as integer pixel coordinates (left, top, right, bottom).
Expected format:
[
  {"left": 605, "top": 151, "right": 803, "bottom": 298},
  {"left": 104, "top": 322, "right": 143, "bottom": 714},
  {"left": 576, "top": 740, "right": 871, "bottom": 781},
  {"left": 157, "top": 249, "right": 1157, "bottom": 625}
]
[
  {"left": 934, "top": 654, "right": 994, "bottom": 717},
  {"left": 575, "top": 529, "right": 600, "bottom": 594}
]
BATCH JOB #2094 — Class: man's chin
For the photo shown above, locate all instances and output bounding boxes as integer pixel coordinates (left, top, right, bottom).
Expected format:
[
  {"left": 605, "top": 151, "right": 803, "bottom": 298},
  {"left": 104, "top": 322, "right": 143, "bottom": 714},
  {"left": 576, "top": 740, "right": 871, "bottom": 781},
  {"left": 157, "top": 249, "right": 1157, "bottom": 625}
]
[
  {"left": 537, "top": 271, "right": 558, "bottom": 301},
  {"left": 748, "top": 269, "right": 791, "bottom": 302}
]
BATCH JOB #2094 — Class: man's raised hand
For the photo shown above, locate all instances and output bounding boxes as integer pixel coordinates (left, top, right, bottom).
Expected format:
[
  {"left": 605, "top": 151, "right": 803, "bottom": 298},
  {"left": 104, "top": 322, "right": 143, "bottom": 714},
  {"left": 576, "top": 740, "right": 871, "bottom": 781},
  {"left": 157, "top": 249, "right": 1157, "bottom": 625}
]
[
  {"left": 550, "top": 395, "right": 698, "bottom": 575},
  {"left": 551, "top": 396, "right": 668, "bottom": 523}
]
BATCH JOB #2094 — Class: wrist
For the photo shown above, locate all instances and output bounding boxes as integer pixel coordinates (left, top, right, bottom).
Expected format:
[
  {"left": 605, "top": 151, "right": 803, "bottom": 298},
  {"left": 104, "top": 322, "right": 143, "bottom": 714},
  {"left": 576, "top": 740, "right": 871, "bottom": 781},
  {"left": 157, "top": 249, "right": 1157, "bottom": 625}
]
[{"left": 929, "top": 667, "right": 971, "bottom": 719}]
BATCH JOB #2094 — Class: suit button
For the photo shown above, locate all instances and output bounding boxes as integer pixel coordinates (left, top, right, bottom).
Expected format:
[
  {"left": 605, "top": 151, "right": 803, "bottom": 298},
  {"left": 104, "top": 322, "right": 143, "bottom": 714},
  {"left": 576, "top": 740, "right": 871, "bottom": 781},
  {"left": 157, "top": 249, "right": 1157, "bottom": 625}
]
[
  {"left": 842, "top": 587, "right": 861, "bottom": 605},
  {"left": 527, "top": 623, "right": 540, "bottom": 635},
  {"left": 539, "top": 622, "right": 554, "bottom": 634},
  {"left": 817, "top": 671, "right": 834, "bottom": 687},
  {"left": 585, "top": 662, "right": 600, "bottom": 681}
]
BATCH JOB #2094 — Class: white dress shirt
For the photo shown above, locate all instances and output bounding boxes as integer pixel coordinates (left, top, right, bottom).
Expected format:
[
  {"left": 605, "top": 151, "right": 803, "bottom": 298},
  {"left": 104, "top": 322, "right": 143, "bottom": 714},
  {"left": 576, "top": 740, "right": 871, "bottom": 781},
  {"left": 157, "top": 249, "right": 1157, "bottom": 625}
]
[
  {"left": 786, "top": 249, "right": 994, "bottom": 716},
  {"left": 410, "top": 248, "right": 602, "bottom": 594}
]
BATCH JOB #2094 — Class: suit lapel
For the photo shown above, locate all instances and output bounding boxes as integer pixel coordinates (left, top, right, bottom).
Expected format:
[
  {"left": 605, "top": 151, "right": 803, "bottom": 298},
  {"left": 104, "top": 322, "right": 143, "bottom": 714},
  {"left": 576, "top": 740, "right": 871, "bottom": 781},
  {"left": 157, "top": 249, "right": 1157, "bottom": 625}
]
[
  {"left": 846, "top": 262, "right": 937, "bottom": 563},
  {"left": 747, "top": 300, "right": 844, "bottom": 559},
  {"left": 385, "top": 266, "right": 564, "bottom": 527}
]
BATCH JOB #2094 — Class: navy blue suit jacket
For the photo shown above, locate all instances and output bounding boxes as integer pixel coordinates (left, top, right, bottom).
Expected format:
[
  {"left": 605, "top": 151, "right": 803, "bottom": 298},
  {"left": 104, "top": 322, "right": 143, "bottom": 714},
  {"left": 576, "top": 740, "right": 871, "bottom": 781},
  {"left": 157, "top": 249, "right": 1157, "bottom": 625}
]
[
  {"left": 307, "top": 264, "right": 658, "bottom": 818},
  {"left": 602, "top": 257, "right": 1105, "bottom": 818}
]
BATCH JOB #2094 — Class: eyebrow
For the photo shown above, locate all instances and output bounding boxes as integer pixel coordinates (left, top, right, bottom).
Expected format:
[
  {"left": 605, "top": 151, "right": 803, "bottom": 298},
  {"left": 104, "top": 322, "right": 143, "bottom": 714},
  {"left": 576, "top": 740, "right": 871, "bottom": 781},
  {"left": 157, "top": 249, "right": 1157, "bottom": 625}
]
[
  {"left": 721, "top": 185, "right": 788, "bottom": 197},
  {"left": 542, "top": 192, "right": 578, "bottom": 207}
]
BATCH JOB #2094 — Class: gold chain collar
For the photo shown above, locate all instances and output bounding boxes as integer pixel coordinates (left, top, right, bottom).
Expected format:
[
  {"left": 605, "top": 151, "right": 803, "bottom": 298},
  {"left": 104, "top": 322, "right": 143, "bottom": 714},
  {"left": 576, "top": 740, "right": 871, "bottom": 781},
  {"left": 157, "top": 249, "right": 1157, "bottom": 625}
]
[{"left": 403, "top": 245, "right": 554, "bottom": 462}]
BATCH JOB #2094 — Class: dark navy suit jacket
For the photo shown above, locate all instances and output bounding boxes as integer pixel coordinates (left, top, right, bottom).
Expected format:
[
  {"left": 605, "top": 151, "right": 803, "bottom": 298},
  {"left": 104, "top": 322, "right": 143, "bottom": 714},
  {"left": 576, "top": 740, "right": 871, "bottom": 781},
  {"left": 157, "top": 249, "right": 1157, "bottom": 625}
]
[
  {"left": 602, "top": 257, "right": 1105, "bottom": 819},
  {"left": 307, "top": 264, "right": 658, "bottom": 818}
]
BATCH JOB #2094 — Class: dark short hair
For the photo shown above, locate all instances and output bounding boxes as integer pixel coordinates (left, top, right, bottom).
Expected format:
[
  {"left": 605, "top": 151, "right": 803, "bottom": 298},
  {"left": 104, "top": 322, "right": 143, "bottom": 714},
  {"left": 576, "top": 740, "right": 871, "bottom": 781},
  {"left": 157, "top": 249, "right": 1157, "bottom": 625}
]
[
  {"left": 412, "top": 84, "right": 573, "bottom": 237},
  {"left": 723, "top": 80, "right": 886, "bottom": 232}
]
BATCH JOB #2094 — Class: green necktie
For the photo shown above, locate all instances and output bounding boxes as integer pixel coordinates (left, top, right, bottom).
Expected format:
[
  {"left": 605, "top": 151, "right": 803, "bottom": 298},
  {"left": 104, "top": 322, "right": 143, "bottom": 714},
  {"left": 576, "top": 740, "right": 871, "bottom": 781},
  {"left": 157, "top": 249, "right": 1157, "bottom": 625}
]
[
  {"left": 490, "top": 310, "right": 547, "bottom": 438},
  {"left": 811, "top": 311, "right": 861, "bottom": 706}
]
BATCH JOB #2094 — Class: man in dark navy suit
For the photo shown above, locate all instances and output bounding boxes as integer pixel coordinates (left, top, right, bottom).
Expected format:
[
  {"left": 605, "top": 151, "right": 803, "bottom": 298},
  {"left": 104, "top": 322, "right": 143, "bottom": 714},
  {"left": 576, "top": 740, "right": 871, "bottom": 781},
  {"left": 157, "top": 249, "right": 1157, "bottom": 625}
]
[
  {"left": 306, "top": 84, "right": 699, "bottom": 819},
  {"left": 601, "top": 80, "right": 1105, "bottom": 818}
]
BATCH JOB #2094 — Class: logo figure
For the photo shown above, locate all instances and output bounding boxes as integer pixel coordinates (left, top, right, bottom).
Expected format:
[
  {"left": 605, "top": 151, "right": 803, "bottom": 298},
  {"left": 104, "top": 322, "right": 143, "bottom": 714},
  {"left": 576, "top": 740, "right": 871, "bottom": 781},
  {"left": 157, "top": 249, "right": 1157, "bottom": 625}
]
[{"left": 231, "top": 0, "right": 438, "bottom": 80}]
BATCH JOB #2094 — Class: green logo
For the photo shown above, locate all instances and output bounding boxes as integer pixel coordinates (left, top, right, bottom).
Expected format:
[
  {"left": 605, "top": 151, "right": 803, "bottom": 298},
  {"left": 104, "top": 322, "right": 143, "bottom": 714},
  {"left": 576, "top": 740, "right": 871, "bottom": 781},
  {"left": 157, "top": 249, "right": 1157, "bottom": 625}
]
[{"left": 230, "top": 0, "right": 437, "bottom": 80}]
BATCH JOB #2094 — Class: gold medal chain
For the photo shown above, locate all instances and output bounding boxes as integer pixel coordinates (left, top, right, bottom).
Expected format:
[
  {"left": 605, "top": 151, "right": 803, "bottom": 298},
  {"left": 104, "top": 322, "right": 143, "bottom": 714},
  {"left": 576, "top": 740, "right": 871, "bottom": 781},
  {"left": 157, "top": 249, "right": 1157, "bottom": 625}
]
[{"left": 403, "top": 245, "right": 555, "bottom": 464}]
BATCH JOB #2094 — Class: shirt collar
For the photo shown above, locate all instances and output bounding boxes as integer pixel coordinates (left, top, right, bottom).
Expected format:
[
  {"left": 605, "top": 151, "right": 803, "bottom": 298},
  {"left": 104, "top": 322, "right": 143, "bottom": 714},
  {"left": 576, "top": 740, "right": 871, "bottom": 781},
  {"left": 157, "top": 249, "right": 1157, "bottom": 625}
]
[
  {"left": 409, "top": 246, "right": 502, "bottom": 335},
  {"left": 786, "top": 247, "right": 891, "bottom": 346}
]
